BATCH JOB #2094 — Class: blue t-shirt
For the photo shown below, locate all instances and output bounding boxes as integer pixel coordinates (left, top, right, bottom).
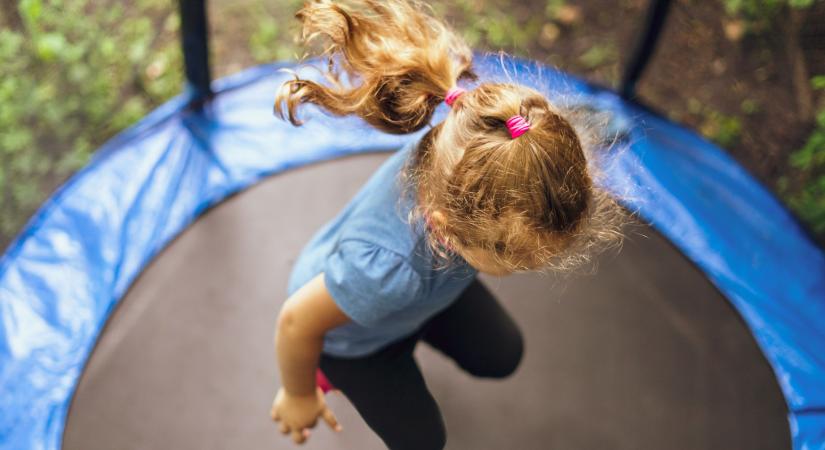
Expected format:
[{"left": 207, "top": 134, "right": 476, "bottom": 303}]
[{"left": 286, "top": 136, "right": 478, "bottom": 358}]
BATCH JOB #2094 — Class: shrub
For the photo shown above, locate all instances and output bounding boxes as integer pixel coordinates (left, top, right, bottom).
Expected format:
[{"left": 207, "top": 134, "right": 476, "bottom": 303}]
[
  {"left": 780, "top": 76, "right": 825, "bottom": 237},
  {"left": 0, "top": 0, "right": 182, "bottom": 246}
]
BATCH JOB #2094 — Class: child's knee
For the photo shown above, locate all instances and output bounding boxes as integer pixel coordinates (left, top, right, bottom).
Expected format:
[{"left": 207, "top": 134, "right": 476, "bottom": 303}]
[{"left": 465, "top": 330, "right": 524, "bottom": 379}]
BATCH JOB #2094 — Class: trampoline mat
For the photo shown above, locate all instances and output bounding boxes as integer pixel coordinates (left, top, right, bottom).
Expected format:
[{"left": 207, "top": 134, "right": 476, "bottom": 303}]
[{"left": 62, "top": 151, "right": 790, "bottom": 450}]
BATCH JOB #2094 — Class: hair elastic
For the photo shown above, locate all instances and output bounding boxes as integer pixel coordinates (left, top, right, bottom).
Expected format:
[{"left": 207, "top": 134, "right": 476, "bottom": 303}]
[
  {"left": 423, "top": 211, "right": 455, "bottom": 253},
  {"left": 506, "top": 115, "right": 530, "bottom": 139},
  {"left": 444, "top": 87, "right": 465, "bottom": 107}
]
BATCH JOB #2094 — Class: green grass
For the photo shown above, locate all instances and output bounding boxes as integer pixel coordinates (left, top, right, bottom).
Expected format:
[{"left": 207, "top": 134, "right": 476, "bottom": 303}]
[{"left": 780, "top": 77, "right": 825, "bottom": 236}]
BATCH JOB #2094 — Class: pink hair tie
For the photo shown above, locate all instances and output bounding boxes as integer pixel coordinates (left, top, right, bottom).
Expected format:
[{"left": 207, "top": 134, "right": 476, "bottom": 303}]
[
  {"left": 444, "top": 87, "right": 465, "bottom": 107},
  {"left": 506, "top": 115, "right": 530, "bottom": 139}
]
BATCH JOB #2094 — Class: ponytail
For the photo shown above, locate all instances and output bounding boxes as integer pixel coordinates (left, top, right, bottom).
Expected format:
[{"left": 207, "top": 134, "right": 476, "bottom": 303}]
[{"left": 275, "top": 0, "right": 476, "bottom": 134}]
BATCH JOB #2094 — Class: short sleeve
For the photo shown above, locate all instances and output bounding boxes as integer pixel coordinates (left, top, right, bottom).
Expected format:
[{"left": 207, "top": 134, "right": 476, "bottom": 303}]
[{"left": 323, "top": 239, "right": 423, "bottom": 328}]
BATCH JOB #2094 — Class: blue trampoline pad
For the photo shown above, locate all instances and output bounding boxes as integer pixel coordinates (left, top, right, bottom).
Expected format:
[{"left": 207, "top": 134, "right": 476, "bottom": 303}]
[{"left": 0, "top": 53, "right": 823, "bottom": 449}]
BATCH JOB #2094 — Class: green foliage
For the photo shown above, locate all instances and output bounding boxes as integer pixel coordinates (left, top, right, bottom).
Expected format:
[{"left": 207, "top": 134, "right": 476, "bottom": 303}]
[
  {"left": 780, "top": 77, "right": 825, "bottom": 235},
  {"left": 722, "top": 0, "right": 817, "bottom": 32},
  {"left": 722, "top": 0, "right": 815, "bottom": 17},
  {"left": 430, "top": 0, "right": 545, "bottom": 51},
  {"left": 740, "top": 98, "right": 761, "bottom": 115},
  {"left": 545, "top": 0, "right": 568, "bottom": 18},
  {"left": 245, "top": 0, "right": 305, "bottom": 64},
  {"left": 1, "top": 0, "right": 182, "bottom": 244},
  {"left": 688, "top": 99, "right": 743, "bottom": 148},
  {"left": 579, "top": 43, "right": 616, "bottom": 69},
  {"left": 251, "top": 20, "right": 282, "bottom": 62}
]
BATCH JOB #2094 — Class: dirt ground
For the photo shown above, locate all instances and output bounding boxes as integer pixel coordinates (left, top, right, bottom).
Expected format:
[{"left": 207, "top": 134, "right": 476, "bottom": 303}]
[
  {"left": 630, "top": 1, "right": 823, "bottom": 188},
  {"left": 509, "top": 0, "right": 822, "bottom": 196}
]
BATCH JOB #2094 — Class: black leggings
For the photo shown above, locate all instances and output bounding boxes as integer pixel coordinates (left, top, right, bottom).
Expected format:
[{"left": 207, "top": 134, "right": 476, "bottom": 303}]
[{"left": 318, "top": 278, "right": 524, "bottom": 450}]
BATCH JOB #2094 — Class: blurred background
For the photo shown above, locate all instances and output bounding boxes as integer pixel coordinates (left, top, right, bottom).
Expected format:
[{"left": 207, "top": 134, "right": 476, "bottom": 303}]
[{"left": 0, "top": 0, "right": 823, "bottom": 252}]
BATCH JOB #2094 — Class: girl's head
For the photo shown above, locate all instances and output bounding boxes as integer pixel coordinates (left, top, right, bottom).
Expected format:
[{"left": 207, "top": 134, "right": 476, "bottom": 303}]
[{"left": 275, "top": 0, "right": 625, "bottom": 275}]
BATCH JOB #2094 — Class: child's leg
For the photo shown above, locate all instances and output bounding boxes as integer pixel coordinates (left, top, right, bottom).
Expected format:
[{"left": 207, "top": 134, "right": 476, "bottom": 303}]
[
  {"left": 422, "top": 278, "right": 524, "bottom": 378},
  {"left": 319, "top": 331, "right": 447, "bottom": 450}
]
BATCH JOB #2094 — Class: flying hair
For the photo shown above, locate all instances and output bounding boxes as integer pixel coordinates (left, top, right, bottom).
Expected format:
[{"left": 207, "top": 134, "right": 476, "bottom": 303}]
[
  {"left": 275, "top": 0, "right": 627, "bottom": 274},
  {"left": 274, "top": 0, "right": 476, "bottom": 134}
]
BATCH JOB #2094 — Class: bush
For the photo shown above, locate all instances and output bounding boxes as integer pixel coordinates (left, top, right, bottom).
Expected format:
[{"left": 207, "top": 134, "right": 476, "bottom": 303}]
[
  {"left": 780, "top": 76, "right": 825, "bottom": 237},
  {"left": 0, "top": 0, "right": 182, "bottom": 247}
]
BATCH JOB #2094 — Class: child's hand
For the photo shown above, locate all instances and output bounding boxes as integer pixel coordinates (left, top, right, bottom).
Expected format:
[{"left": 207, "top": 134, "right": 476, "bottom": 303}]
[{"left": 271, "top": 386, "right": 342, "bottom": 444}]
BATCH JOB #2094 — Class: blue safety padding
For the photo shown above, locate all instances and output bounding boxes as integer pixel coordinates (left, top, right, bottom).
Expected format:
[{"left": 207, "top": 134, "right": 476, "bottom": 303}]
[{"left": 1, "top": 53, "right": 823, "bottom": 450}]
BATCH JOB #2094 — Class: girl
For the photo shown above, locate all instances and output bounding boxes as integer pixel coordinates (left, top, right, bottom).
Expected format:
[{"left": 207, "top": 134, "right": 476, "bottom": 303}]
[{"left": 270, "top": 0, "right": 624, "bottom": 448}]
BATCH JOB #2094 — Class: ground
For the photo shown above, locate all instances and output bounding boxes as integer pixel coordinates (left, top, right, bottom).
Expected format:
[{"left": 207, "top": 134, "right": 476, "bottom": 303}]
[{"left": 1, "top": 0, "right": 823, "bottom": 250}]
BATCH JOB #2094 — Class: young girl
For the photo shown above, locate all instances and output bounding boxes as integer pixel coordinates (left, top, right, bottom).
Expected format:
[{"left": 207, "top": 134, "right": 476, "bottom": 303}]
[{"left": 270, "top": 1, "right": 624, "bottom": 448}]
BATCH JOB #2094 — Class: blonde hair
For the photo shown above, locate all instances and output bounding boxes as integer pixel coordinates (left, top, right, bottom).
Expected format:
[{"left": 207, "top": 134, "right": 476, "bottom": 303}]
[{"left": 275, "top": 0, "right": 626, "bottom": 274}]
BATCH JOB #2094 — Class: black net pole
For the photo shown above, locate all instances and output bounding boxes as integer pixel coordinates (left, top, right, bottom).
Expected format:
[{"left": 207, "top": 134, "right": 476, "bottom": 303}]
[
  {"left": 619, "top": 0, "right": 673, "bottom": 100},
  {"left": 178, "top": 0, "right": 213, "bottom": 104}
]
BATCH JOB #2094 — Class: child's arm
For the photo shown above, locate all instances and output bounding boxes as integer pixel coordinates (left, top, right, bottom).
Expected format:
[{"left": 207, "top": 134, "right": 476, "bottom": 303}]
[
  {"left": 276, "top": 272, "right": 350, "bottom": 394},
  {"left": 272, "top": 272, "right": 350, "bottom": 444}
]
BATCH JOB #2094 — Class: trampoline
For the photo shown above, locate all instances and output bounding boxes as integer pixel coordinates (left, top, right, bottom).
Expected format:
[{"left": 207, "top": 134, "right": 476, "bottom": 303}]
[{"left": 1, "top": 1, "right": 824, "bottom": 450}]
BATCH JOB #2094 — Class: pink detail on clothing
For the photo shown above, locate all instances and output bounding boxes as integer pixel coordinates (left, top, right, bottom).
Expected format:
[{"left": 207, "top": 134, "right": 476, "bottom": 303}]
[{"left": 316, "top": 368, "right": 334, "bottom": 394}]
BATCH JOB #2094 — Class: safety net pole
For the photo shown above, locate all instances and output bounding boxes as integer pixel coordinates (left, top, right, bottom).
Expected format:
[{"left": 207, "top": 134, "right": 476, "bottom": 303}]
[
  {"left": 179, "top": 0, "right": 213, "bottom": 104},
  {"left": 620, "top": 0, "right": 673, "bottom": 100}
]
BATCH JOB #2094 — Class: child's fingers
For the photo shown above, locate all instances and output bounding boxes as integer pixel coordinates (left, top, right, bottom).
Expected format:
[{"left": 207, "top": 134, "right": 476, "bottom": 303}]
[
  {"left": 291, "top": 428, "right": 306, "bottom": 444},
  {"left": 279, "top": 422, "right": 290, "bottom": 435},
  {"left": 322, "top": 407, "right": 343, "bottom": 432},
  {"left": 270, "top": 406, "right": 280, "bottom": 421}
]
